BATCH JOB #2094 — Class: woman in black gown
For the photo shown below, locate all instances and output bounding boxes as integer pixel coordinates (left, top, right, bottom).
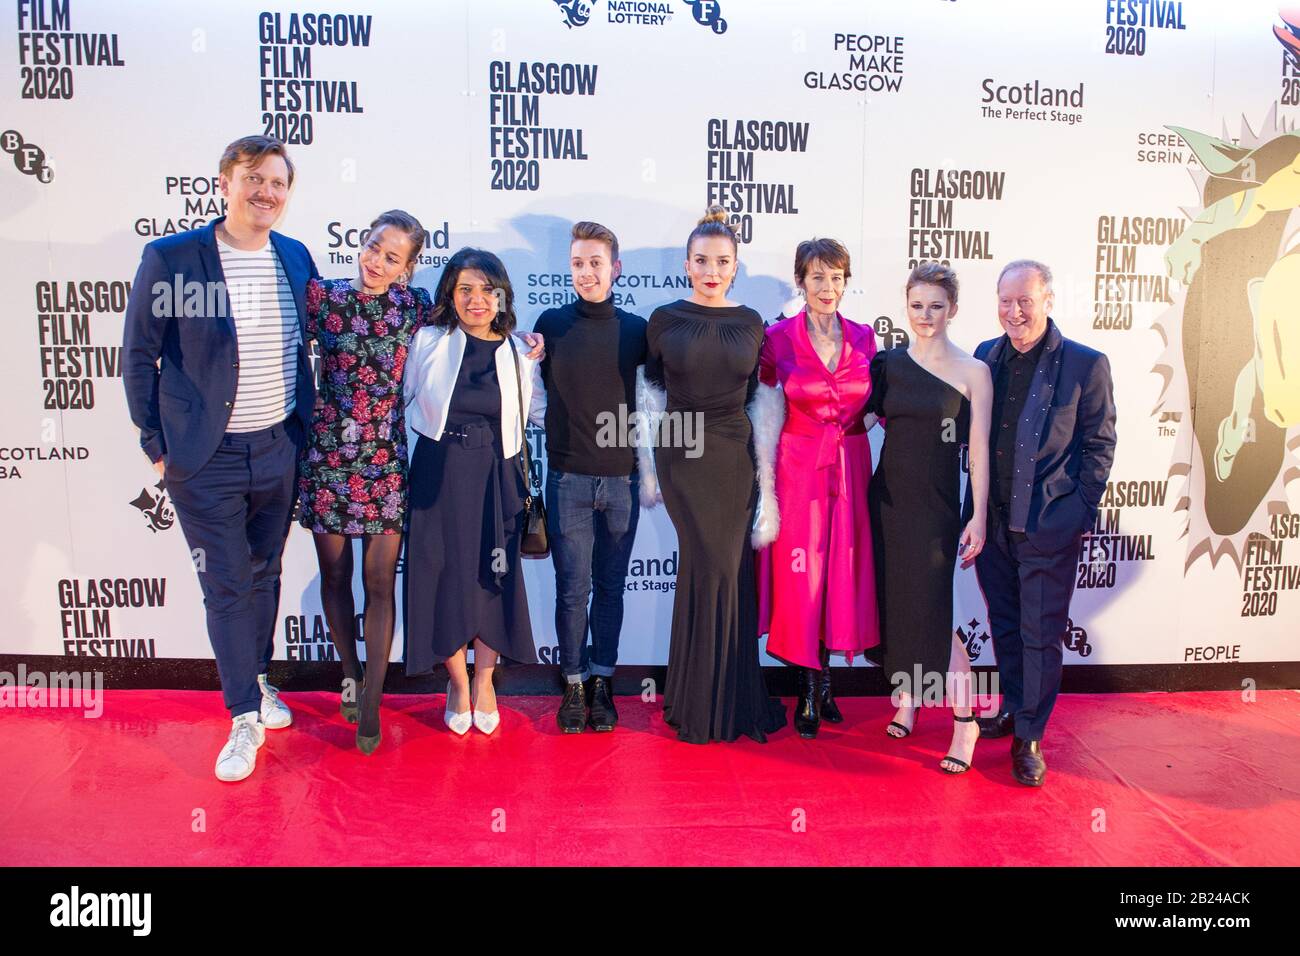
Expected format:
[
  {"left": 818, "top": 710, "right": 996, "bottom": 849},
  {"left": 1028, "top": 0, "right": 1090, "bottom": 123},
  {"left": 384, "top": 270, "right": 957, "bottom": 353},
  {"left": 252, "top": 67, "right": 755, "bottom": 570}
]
[
  {"left": 867, "top": 263, "right": 991, "bottom": 773},
  {"left": 636, "top": 206, "right": 787, "bottom": 744}
]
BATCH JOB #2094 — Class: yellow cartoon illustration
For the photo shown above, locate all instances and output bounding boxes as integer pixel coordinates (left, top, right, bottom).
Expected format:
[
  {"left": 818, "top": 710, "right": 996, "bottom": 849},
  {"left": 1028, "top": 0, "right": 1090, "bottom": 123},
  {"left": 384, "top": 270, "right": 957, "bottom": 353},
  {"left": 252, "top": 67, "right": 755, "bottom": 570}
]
[
  {"left": 1165, "top": 125, "right": 1300, "bottom": 484},
  {"left": 1156, "top": 110, "right": 1300, "bottom": 556}
]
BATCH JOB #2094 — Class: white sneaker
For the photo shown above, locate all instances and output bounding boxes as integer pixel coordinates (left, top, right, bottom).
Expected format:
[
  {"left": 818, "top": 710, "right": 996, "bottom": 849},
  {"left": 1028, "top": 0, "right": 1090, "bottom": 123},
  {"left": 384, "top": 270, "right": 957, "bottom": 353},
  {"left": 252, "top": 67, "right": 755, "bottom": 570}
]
[
  {"left": 215, "top": 713, "right": 266, "bottom": 782},
  {"left": 257, "top": 674, "right": 292, "bottom": 729}
]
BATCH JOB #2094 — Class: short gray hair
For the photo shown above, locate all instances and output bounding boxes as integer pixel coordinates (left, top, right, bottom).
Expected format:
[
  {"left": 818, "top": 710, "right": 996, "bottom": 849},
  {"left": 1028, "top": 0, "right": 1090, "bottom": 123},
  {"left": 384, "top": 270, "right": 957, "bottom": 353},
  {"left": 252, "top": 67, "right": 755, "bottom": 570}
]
[{"left": 998, "top": 259, "right": 1053, "bottom": 292}]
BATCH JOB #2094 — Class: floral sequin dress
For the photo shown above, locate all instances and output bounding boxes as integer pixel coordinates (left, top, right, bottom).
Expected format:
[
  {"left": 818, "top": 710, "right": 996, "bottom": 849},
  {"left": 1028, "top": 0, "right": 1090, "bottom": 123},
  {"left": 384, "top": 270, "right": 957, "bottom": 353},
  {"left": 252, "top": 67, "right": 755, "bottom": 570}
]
[{"left": 297, "top": 278, "right": 431, "bottom": 536}]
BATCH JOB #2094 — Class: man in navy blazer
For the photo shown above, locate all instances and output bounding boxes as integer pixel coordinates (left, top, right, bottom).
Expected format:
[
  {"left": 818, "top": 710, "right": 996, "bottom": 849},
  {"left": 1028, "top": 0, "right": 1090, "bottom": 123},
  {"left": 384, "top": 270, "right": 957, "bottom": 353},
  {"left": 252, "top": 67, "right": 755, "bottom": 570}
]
[
  {"left": 962, "top": 260, "right": 1117, "bottom": 787},
  {"left": 123, "top": 135, "right": 319, "bottom": 782}
]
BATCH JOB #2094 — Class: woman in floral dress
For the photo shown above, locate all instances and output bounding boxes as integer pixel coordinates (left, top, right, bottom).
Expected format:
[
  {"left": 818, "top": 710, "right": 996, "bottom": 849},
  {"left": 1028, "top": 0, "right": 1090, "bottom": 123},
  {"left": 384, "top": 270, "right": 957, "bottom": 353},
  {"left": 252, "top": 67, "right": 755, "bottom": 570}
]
[
  {"left": 297, "top": 209, "right": 431, "bottom": 754},
  {"left": 298, "top": 210, "right": 546, "bottom": 754}
]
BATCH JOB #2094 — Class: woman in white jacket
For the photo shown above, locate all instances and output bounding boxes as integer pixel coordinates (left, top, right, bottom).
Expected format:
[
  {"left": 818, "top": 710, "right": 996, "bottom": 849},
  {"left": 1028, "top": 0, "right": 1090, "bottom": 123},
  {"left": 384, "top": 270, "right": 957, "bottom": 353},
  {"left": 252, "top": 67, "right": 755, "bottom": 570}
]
[{"left": 403, "top": 248, "right": 546, "bottom": 736}]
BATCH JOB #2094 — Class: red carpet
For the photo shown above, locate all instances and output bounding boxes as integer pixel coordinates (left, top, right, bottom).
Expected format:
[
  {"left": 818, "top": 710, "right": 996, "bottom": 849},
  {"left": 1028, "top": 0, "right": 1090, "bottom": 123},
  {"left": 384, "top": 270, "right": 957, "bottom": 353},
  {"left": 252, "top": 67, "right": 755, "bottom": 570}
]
[{"left": 2, "top": 690, "right": 1297, "bottom": 866}]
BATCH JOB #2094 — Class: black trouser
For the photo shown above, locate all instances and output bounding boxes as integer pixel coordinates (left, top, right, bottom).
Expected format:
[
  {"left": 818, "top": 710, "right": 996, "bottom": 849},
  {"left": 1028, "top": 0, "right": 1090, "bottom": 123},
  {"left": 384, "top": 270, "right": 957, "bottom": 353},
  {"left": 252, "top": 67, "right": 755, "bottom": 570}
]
[
  {"left": 167, "top": 418, "right": 301, "bottom": 717},
  {"left": 974, "top": 508, "right": 1079, "bottom": 741}
]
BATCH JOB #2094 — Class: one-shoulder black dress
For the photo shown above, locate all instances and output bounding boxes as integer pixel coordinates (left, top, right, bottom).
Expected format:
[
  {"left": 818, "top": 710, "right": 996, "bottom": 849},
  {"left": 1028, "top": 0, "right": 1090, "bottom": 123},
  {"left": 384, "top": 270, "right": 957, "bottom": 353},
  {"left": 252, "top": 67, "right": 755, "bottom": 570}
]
[
  {"left": 866, "top": 347, "right": 971, "bottom": 687},
  {"left": 646, "top": 299, "right": 787, "bottom": 744}
]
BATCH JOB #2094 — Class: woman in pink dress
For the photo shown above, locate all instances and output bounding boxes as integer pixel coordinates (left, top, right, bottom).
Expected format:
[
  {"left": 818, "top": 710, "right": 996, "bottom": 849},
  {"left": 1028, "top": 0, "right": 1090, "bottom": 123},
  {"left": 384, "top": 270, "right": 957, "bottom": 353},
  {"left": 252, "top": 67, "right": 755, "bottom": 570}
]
[{"left": 752, "top": 238, "right": 881, "bottom": 738}]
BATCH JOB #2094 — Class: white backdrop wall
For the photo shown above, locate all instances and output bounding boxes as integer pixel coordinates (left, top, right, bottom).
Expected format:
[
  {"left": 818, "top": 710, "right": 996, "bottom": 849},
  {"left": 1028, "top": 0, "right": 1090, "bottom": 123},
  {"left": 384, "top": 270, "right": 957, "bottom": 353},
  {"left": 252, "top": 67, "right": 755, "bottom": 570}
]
[{"left": 4, "top": 0, "right": 1299, "bottom": 675}]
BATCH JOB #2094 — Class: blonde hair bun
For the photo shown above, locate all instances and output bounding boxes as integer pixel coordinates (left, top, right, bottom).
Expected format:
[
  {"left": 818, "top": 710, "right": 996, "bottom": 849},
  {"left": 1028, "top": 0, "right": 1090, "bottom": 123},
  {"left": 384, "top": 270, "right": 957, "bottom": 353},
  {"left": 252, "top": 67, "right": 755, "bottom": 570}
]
[{"left": 698, "top": 204, "right": 730, "bottom": 226}]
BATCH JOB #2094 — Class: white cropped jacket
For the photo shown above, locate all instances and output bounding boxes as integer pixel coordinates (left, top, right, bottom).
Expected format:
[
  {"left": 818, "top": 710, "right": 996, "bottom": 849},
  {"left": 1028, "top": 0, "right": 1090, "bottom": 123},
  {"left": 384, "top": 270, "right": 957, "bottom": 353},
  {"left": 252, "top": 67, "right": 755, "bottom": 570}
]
[{"left": 403, "top": 324, "right": 546, "bottom": 457}]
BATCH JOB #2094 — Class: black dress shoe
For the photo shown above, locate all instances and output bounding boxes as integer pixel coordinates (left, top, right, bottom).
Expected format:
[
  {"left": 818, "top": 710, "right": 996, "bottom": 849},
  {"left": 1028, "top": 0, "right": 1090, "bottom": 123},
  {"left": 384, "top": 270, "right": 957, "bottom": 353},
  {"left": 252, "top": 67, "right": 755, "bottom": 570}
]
[
  {"left": 1011, "top": 736, "right": 1046, "bottom": 787},
  {"left": 793, "top": 667, "right": 821, "bottom": 738},
  {"left": 556, "top": 680, "right": 587, "bottom": 734},
  {"left": 587, "top": 676, "right": 618, "bottom": 732},
  {"left": 818, "top": 646, "right": 843, "bottom": 723},
  {"left": 977, "top": 711, "right": 1014, "bottom": 739}
]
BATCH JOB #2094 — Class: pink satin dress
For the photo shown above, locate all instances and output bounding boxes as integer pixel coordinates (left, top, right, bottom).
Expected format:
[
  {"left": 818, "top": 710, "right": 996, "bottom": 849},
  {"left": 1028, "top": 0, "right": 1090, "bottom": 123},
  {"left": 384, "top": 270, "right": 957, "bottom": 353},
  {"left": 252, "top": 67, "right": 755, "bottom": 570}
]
[{"left": 756, "top": 312, "right": 882, "bottom": 668}]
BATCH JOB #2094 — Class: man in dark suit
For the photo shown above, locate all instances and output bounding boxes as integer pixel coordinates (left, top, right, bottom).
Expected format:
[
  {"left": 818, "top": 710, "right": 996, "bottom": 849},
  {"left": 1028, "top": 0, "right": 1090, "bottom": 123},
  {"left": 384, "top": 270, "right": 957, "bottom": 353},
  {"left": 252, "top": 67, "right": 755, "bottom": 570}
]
[
  {"left": 962, "top": 260, "right": 1117, "bottom": 787},
  {"left": 123, "top": 135, "right": 319, "bottom": 782}
]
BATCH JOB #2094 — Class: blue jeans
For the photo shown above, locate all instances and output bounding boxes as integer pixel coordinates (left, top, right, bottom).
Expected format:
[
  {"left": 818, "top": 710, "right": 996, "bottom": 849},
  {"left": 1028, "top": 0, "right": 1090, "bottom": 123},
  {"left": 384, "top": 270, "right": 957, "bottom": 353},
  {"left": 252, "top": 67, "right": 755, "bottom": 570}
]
[{"left": 546, "top": 468, "right": 640, "bottom": 683}]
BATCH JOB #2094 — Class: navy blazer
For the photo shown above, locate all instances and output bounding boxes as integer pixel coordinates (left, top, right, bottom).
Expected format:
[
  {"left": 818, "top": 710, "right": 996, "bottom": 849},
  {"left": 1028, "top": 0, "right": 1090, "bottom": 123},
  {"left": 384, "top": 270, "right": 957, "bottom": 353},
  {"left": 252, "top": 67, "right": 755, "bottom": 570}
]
[
  {"left": 122, "top": 217, "right": 319, "bottom": 481},
  {"left": 962, "top": 319, "right": 1117, "bottom": 550}
]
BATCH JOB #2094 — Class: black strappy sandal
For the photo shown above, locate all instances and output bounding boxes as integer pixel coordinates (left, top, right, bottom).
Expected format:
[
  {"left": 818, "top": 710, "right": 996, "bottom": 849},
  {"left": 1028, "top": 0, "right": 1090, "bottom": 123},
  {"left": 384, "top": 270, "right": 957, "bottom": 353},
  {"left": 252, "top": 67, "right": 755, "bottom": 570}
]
[
  {"left": 885, "top": 706, "right": 915, "bottom": 739},
  {"left": 940, "top": 714, "right": 978, "bottom": 774}
]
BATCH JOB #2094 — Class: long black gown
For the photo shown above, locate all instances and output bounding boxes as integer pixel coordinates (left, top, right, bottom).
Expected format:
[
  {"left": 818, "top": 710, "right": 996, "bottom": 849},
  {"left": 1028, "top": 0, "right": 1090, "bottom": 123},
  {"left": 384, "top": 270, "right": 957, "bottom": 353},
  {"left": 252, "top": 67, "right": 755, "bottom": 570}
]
[
  {"left": 866, "top": 347, "right": 971, "bottom": 688},
  {"left": 404, "top": 334, "right": 535, "bottom": 674},
  {"left": 646, "top": 299, "right": 787, "bottom": 744}
]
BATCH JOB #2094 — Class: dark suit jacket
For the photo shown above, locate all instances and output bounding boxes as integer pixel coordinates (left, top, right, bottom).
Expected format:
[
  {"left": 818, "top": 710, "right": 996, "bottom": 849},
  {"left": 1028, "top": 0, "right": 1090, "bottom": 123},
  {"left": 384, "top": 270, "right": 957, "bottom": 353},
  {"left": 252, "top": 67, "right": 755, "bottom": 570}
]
[
  {"left": 962, "top": 318, "right": 1117, "bottom": 551},
  {"left": 122, "top": 217, "right": 319, "bottom": 481}
]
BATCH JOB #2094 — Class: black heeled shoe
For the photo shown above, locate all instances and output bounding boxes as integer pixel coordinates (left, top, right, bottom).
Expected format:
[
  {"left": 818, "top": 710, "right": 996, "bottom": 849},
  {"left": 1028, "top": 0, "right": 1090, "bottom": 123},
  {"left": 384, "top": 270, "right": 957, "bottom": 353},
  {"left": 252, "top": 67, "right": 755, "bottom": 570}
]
[
  {"left": 818, "top": 646, "right": 843, "bottom": 723},
  {"left": 940, "top": 714, "right": 979, "bottom": 774},
  {"left": 793, "top": 667, "right": 821, "bottom": 738},
  {"left": 340, "top": 676, "right": 363, "bottom": 724},
  {"left": 355, "top": 684, "right": 381, "bottom": 755}
]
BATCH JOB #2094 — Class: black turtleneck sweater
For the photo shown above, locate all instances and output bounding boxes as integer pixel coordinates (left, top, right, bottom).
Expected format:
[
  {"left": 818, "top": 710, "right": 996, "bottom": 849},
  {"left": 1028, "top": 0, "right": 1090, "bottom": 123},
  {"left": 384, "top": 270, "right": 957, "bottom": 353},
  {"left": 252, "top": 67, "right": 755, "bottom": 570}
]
[{"left": 532, "top": 296, "right": 648, "bottom": 476}]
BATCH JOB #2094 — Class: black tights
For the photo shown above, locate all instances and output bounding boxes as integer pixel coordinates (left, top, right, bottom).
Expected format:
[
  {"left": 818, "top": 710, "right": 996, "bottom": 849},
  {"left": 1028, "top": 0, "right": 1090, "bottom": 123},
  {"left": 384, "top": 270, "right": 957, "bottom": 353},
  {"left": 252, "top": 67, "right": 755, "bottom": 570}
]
[{"left": 313, "top": 532, "right": 402, "bottom": 737}]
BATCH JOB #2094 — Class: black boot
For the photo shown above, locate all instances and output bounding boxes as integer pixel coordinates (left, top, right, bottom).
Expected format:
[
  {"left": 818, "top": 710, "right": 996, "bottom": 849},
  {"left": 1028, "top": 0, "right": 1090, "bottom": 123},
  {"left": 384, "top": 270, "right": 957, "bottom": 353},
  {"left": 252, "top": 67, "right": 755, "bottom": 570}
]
[
  {"left": 818, "top": 646, "right": 843, "bottom": 723},
  {"left": 556, "top": 679, "right": 588, "bottom": 734},
  {"left": 587, "top": 676, "right": 618, "bottom": 732},
  {"left": 794, "top": 667, "right": 821, "bottom": 738}
]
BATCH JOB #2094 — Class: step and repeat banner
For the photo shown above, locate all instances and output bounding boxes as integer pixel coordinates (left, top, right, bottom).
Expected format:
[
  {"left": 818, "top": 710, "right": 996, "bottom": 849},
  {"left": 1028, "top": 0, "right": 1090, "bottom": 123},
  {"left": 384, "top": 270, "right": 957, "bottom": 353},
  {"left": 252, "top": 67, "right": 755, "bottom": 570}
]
[{"left": 3, "top": 0, "right": 1298, "bottom": 677}]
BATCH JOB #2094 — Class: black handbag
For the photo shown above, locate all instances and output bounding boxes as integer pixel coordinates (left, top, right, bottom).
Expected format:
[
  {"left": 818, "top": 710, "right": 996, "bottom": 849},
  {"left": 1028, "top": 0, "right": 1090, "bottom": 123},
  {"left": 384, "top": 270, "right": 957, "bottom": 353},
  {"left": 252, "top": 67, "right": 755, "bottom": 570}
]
[{"left": 508, "top": 338, "right": 549, "bottom": 557}]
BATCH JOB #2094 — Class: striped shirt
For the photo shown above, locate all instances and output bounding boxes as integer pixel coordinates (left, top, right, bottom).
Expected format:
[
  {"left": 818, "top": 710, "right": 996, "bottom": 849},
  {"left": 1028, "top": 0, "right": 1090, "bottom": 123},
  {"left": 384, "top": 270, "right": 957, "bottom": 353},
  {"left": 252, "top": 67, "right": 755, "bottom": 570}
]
[{"left": 217, "top": 237, "right": 301, "bottom": 432}]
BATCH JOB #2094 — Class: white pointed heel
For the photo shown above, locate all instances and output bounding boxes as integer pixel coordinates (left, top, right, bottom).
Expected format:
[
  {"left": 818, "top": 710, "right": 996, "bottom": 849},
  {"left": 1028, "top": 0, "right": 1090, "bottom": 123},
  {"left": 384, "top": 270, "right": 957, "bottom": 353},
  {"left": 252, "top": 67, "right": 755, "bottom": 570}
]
[
  {"left": 444, "top": 680, "right": 472, "bottom": 736},
  {"left": 470, "top": 679, "right": 500, "bottom": 735},
  {"left": 472, "top": 708, "right": 500, "bottom": 735}
]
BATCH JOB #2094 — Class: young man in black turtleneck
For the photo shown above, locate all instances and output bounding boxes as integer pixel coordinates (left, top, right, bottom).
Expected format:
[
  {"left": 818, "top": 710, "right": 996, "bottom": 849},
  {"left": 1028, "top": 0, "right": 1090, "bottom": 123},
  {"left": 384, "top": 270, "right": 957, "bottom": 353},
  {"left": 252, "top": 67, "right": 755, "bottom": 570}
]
[{"left": 533, "top": 222, "right": 649, "bottom": 732}]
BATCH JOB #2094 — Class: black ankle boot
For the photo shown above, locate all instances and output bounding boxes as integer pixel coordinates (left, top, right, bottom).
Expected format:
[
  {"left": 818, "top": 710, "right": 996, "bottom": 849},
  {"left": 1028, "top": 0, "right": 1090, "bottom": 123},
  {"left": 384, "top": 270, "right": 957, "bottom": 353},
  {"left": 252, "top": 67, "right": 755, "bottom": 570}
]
[
  {"left": 557, "top": 679, "right": 588, "bottom": 734},
  {"left": 818, "top": 647, "right": 843, "bottom": 723},
  {"left": 794, "top": 667, "right": 821, "bottom": 738},
  {"left": 587, "top": 676, "right": 618, "bottom": 732}
]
